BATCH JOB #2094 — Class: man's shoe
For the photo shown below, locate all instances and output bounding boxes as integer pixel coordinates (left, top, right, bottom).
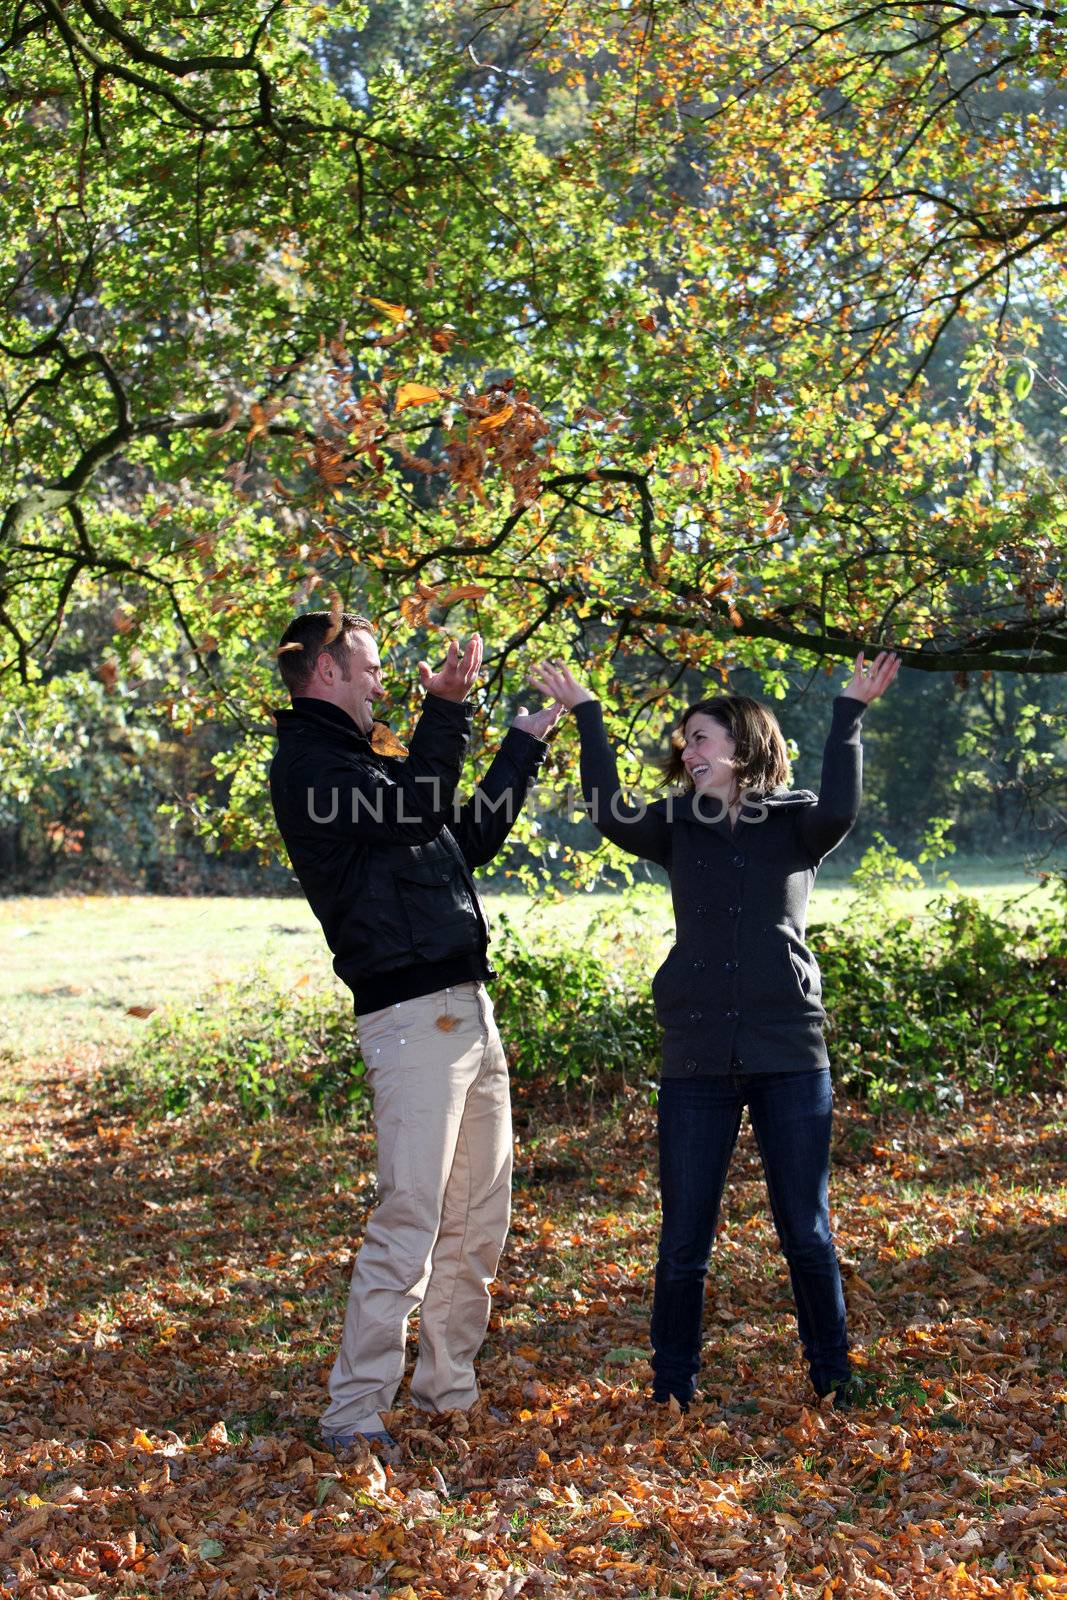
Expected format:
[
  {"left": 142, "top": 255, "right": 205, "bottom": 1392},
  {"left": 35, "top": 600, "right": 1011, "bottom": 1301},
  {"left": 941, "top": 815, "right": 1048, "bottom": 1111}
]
[{"left": 321, "top": 1426, "right": 401, "bottom": 1463}]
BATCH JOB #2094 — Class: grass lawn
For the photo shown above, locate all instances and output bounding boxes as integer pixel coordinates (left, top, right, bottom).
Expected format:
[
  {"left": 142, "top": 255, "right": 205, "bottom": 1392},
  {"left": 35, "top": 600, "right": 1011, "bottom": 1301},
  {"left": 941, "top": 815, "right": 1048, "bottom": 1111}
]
[{"left": 0, "top": 862, "right": 1053, "bottom": 1068}]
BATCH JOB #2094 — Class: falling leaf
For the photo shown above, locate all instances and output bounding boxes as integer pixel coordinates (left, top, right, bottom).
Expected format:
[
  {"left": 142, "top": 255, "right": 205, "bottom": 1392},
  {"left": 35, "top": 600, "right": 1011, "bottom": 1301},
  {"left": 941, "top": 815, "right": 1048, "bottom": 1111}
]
[
  {"left": 207, "top": 399, "right": 242, "bottom": 438},
  {"left": 395, "top": 382, "right": 443, "bottom": 412},
  {"left": 370, "top": 722, "right": 408, "bottom": 757},
  {"left": 125, "top": 1003, "right": 156, "bottom": 1019},
  {"left": 437, "top": 584, "right": 488, "bottom": 605},
  {"left": 435, "top": 1015, "right": 461, "bottom": 1032},
  {"left": 323, "top": 589, "right": 343, "bottom": 645},
  {"left": 365, "top": 296, "right": 408, "bottom": 323}
]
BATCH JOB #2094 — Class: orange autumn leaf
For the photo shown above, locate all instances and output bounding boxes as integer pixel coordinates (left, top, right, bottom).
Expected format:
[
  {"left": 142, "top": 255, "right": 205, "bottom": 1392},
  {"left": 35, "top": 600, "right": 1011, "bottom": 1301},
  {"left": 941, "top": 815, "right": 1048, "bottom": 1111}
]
[
  {"left": 437, "top": 584, "right": 488, "bottom": 605},
  {"left": 528, "top": 1520, "right": 559, "bottom": 1551},
  {"left": 473, "top": 404, "right": 514, "bottom": 432},
  {"left": 395, "top": 382, "right": 443, "bottom": 412},
  {"left": 365, "top": 296, "right": 407, "bottom": 324},
  {"left": 370, "top": 722, "right": 408, "bottom": 757}
]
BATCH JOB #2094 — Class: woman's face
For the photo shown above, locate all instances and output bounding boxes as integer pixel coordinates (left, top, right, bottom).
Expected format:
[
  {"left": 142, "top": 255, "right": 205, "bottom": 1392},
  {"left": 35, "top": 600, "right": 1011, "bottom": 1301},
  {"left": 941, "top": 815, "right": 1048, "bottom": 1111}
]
[{"left": 681, "top": 713, "right": 737, "bottom": 793}]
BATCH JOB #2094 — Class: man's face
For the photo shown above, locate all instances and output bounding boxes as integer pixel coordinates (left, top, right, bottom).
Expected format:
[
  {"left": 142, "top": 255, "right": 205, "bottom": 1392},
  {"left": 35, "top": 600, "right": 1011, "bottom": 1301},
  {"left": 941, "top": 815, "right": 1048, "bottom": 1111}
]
[{"left": 318, "top": 629, "right": 384, "bottom": 734}]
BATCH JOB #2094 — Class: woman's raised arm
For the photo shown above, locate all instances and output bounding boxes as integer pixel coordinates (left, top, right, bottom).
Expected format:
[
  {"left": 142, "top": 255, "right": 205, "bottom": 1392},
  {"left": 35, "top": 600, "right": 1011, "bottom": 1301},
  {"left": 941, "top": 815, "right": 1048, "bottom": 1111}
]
[
  {"left": 798, "top": 651, "right": 900, "bottom": 862},
  {"left": 529, "top": 661, "right": 672, "bottom": 869}
]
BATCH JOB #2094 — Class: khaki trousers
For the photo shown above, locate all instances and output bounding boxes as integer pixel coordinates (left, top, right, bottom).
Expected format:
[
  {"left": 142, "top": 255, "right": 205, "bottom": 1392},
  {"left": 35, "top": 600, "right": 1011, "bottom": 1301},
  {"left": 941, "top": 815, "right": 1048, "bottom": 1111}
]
[{"left": 321, "top": 981, "right": 512, "bottom": 1435}]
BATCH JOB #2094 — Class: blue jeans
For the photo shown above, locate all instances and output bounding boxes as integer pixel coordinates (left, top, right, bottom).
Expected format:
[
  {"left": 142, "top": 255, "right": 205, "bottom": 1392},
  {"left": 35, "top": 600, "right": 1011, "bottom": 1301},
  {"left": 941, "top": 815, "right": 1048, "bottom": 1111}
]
[{"left": 651, "top": 1068, "right": 850, "bottom": 1402}]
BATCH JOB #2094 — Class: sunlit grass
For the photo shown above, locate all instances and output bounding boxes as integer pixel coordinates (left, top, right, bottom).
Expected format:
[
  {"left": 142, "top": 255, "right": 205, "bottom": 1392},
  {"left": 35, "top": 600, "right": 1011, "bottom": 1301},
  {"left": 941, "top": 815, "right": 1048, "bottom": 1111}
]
[{"left": 0, "top": 861, "right": 1050, "bottom": 1066}]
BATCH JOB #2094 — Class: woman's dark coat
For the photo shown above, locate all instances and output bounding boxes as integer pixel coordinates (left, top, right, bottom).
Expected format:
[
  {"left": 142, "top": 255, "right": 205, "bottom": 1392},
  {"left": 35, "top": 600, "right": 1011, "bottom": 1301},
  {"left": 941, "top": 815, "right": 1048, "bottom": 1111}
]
[{"left": 573, "top": 696, "right": 867, "bottom": 1077}]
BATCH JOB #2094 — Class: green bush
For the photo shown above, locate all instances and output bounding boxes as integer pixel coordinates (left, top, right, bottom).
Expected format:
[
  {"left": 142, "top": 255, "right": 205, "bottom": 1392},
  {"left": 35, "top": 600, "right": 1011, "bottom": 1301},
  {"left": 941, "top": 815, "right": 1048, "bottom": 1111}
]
[
  {"left": 821, "top": 891, "right": 1067, "bottom": 1110},
  {"left": 489, "top": 913, "right": 659, "bottom": 1087},
  {"left": 104, "top": 893, "right": 1065, "bottom": 1121},
  {"left": 105, "top": 976, "right": 366, "bottom": 1121}
]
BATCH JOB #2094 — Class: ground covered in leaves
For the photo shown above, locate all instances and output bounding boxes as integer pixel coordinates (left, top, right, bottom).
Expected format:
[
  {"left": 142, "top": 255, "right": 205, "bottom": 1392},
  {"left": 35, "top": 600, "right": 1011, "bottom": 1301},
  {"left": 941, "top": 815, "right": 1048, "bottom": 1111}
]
[{"left": 1, "top": 1056, "right": 1065, "bottom": 1600}]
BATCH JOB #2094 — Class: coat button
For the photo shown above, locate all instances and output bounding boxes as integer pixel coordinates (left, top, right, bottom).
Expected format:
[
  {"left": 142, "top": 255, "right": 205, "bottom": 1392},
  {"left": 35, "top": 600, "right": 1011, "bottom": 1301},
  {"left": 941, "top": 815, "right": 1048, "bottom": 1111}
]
[
  {"left": 727, "top": 904, "right": 740, "bottom": 917},
  {"left": 725, "top": 1008, "right": 739, "bottom": 1021},
  {"left": 696, "top": 857, "right": 706, "bottom": 868},
  {"left": 732, "top": 853, "right": 746, "bottom": 868},
  {"left": 731, "top": 1055, "right": 744, "bottom": 1070},
  {"left": 724, "top": 959, "right": 738, "bottom": 972},
  {"left": 689, "top": 1009, "right": 702, "bottom": 1022},
  {"left": 696, "top": 904, "right": 707, "bottom": 915},
  {"left": 692, "top": 958, "right": 706, "bottom": 971},
  {"left": 684, "top": 1058, "right": 698, "bottom": 1074}
]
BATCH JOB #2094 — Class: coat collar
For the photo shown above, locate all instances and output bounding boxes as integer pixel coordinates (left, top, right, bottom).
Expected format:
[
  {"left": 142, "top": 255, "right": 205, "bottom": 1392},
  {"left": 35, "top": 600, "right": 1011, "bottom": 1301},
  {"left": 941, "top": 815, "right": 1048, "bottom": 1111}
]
[
  {"left": 273, "top": 697, "right": 374, "bottom": 753},
  {"left": 668, "top": 785, "right": 817, "bottom": 840}
]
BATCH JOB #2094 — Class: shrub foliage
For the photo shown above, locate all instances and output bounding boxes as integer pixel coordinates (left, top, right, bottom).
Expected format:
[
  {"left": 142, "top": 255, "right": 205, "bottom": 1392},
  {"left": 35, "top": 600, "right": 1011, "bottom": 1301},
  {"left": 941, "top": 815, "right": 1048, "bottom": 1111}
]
[{"left": 106, "top": 894, "right": 1065, "bottom": 1121}]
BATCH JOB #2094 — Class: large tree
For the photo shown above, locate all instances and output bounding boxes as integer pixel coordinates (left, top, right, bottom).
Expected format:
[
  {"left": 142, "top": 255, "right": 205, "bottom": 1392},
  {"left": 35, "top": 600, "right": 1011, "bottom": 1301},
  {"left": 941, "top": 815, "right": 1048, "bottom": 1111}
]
[{"left": 2, "top": 0, "right": 1063, "bottom": 863}]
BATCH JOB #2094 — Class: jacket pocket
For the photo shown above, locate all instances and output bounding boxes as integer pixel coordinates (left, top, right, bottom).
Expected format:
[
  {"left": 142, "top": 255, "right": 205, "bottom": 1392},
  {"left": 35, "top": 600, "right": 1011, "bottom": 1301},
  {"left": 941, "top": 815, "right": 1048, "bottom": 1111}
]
[
  {"left": 787, "top": 948, "right": 823, "bottom": 1002},
  {"left": 651, "top": 946, "right": 687, "bottom": 1017},
  {"left": 393, "top": 858, "right": 478, "bottom": 961}
]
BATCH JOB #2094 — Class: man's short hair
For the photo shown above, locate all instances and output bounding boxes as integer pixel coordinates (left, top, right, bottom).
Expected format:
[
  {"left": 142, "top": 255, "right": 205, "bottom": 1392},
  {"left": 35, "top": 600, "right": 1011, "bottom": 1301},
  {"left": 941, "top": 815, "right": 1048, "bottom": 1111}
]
[{"left": 276, "top": 610, "right": 376, "bottom": 696}]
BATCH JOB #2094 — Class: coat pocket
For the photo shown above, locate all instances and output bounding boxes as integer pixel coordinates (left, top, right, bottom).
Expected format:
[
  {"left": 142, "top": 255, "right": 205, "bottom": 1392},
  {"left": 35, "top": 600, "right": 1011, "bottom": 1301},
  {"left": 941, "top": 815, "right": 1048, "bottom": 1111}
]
[
  {"left": 393, "top": 858, "right": 478, "bottom": 960},
  {"left": 651, "top": 946, "right": 688, "bottom": 1017},
  {"left": 787, "top": 947, "right": 823, "bottom": 1002}
]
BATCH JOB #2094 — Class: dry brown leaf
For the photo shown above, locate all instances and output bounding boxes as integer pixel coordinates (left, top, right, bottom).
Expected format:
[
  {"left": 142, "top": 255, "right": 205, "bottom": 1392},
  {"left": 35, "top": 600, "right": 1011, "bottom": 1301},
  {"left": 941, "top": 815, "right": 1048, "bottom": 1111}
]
[
  {"left": 323, "top": 589, "right": 343, "bottom": 645},
  {"left": 370, "top": 722, "right": 408, "bottom": 757}
]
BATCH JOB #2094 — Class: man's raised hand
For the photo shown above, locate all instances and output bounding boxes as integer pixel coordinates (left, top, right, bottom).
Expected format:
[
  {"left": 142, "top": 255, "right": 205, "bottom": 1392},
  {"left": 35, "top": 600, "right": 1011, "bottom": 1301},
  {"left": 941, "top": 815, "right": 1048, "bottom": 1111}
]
[
  {"left": 842, "top": 650, "right": 901, "bottom": 705},
  {"left": 419, "top": 634, "right": 483, "bottom": 702}
]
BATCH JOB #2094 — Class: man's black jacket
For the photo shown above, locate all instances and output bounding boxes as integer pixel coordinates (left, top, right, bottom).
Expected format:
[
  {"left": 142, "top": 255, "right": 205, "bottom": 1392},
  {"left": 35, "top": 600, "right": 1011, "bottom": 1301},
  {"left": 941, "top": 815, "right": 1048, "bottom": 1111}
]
[{"left": 269, "top": 694, "right": 547, "bottom": 1014}]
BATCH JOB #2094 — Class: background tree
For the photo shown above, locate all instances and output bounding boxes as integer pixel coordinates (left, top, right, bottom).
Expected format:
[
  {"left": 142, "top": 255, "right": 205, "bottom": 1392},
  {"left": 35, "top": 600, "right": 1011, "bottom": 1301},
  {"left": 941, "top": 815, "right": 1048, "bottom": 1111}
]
[{"left": 1, "top": 0, "right": 1063, "bottom": 881}]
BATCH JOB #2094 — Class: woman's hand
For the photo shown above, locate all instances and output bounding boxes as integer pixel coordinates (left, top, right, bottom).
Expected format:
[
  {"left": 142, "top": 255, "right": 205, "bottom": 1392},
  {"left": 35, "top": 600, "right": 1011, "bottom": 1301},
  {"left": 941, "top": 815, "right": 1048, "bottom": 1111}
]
[
  {"left": 511, "top": 700, "right": 566, "bottom": 740},
  {"left": 528, "top": 659, "right": 598, "bottom": 710},
  {"left": 842, "top": 650, "right": 901, "bottom": 704},
  {"left": 418, "top": 633, "right": 482, "bottom": 701}
]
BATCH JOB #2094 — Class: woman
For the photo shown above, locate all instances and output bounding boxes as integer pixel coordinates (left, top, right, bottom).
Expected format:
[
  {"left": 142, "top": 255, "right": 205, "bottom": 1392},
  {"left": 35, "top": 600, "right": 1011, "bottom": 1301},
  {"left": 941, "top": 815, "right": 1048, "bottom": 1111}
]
[{"left": 529, "top": 652, "right": 899, "bottom": 1409}]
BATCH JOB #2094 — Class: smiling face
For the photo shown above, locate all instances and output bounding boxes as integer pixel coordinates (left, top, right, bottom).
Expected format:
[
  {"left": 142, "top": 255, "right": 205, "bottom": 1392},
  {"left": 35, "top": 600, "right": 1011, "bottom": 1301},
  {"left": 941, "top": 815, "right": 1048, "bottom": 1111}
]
[
  {"left": 313, "top": 627, "right": 384, "bottom": 735},
  {"left": 680, "top": 712, "right": 737, "bottom": 795}
]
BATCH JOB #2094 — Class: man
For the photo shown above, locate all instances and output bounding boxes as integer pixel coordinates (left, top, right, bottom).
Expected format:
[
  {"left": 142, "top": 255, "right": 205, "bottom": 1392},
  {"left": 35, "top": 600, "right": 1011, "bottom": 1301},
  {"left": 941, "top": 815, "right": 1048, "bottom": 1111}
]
[{"left": 269, "top": 609, "right": 561, "bottom": 1459}]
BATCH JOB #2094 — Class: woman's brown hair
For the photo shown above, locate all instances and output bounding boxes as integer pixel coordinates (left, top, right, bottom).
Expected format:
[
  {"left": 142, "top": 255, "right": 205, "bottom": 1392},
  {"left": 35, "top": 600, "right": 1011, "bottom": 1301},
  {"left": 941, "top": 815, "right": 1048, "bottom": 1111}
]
[{"left": 660, "top": 694, "right": 791, "bottom": 795}]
